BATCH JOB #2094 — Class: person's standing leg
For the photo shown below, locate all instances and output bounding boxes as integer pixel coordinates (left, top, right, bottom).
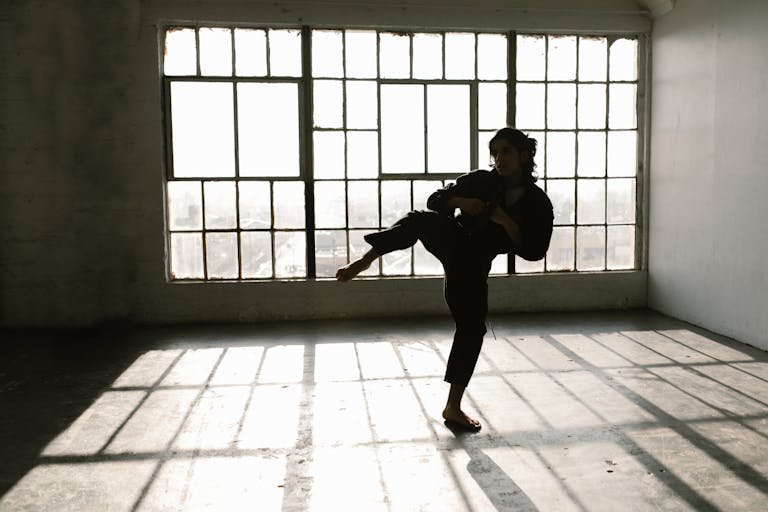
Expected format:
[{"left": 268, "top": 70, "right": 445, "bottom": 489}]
[{"left": 442, "top": 251, "right": 492, "bottom": 430}]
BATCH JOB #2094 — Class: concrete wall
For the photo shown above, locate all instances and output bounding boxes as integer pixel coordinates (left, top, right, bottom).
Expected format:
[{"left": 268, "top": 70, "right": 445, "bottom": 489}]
[
  {"left": 648, "top": 0, "right": 768, "bottom": 350},
  {"left": 0, "top": 0, "right": 650, "bottom": 327}
]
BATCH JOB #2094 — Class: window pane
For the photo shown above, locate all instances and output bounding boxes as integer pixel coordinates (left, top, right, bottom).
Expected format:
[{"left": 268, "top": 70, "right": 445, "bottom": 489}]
[
  {"left": 577, "top": 179, "right": 605, "bottom": 225},
  {"left": 578, "top": 84, "right": 606, "bottom": 129},
  {"left": 275, "top": 231, "right": 306, "bottom": 278},
  {"left": 478, "top": 83, "right": 507, "bottom": 130},
  {"left": 547, "top": 179, "right": 575, "bottom": 225},
  {"left": 546, "top": 227, "right": 574, "bottom": 271},
  {"left": 315, "top": 230, "right": 347, "bottom": 278},
  {"left": 610, "top": 38, "right": 638, "bottom": 81},
  {"left": 577, "top": 132, "right": 606, "bottom": 177},
  {"left": 381, "top": 181, "right": 411, "bottom": 226},
  {"left": 546, "top": 132, "right": 575, "bottom": 178},
  {"left": 413, "top": 33, "right": 442, "bottom": 79},
  {"left": 477, "top": 34, "right": 507, "bottom": 80},
  {"left": 313, "top": 80, "right": 343, "bottom": 128},
  {"left": 548, "top": 36, "right": 576, "bottom": 81},
  {"left": 411, "top": 180, "right": 437, "bottom": 210},
  {"left": 607, "top": 225, "right": 635, "bottom": 270},
  {"left": 312, "top": 30, "right": 343, "bottom": 78},
  {"left": 381, "top": 84, "right": 424, "bottom": 173},
  {"left": 379, "top": 33, "right": 410, "bottom": 78},
  {"left": 241, "top": 231, "right": 272, "bottom": 278},
  {"left": 607, "top": 178, "right": 635, "bottom": 224},
  {"left": 515, "top": 83, "right": 545, "bottom": 130},
  {"left": 199, "top": 28, "right": 232, "bottom": 76},
  {"left": 273, "top": 181, "right": 305, "bottom": 228},
  {"left": 607, "top": 131, "right": 637, "bottom": 177},
  {"left": 478, "top": 131, "right": 495, "bottom": 169},
  {"left": 516, "top": 35, "right": 545, "bottom": 81},
  {"left": 516, "top": 256, "right": 544, "bottom": 273},
  {"left": 239, "top": 181, "right": 271, "bottom": 229},
  {"left": 268, "top": 29, "right": 301, "bottom": 77},
  {"left": 238, "top": 83, "right": 299, "bottom": 177},
  {"left": 313, "top": 130, "right": 345, "bottom": 179},
  {"left": 168, "top": 181, "right": 202, "bottom": 231},
  {"left": 577, "top": 226, "right": 605, "bottom": 271},
  {"left": 547, "top": 83, "right": 576, "bottom": 129},
  {"left": 170, "top": 233, "right": 204, "bottom": 278},
  {"left": 345, "top": 30, "right": 377, "bottom": 78},
  {"left": 234, "top": 29, "right": 267, "bottom": 76},
  {"left": 345, "top": 80, "right": 378, "bottom": 129},
  {"left": 347, "top": 131, "right": 378, "bottom": 179},
  {"left": 427, "top": 84, "right": 470, "bottom": 173},
  {"left": 171, "top": 82, "right": 235, "bottom": 178},
  {"left": 165, "top": 28, "right": 196, "bottom": 76},
  {"left": 349, "top": 230, "right": 379, "bottom": 276},
  {"left": 609, "top": 84, "right": 637, "bottom": 129},
  {"left": 204, "top": 181, "right": 237, "bottom": 229},
  {"left": 206, "top": 232, "right": 239, "bottom": 279},
  {"left": 528, "top": 131, "right": 546, "bottom": 177},
  {"left": 348, "top": 181, "right": 379, "bottom": 228},
  {"left": 415, "top": 243, "right": 442, "bottom": 275},
  {"left": 579, "top": 37, "right": 607, "bottom": 81},
  {"left": 490, "top": 255, "right": 507, "bottom": 275},
  {"left": 314, "top": 181, "right": 346, "bottom": 229},
  {"left": 383, "top": 249, "right": 411, "bottom": 275},
  {"left": 445, "top": 33, "right": 475, "bottom": 79}
]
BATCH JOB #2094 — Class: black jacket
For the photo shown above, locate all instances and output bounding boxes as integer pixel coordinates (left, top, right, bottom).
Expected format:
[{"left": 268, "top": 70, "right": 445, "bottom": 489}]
[{"left": 427, "top": 169, "right": 554, "bottom": 261}]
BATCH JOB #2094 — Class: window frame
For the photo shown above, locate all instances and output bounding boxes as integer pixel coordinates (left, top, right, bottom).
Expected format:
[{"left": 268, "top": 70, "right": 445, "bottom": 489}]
[{"left": 160, "top": 25, "right": 646, "bottom": 281}]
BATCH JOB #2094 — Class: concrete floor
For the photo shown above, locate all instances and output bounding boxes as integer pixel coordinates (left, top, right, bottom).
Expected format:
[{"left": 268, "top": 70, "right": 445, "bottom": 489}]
[{"left": 1, "top": 310, "right": 767, "bottom": 511}]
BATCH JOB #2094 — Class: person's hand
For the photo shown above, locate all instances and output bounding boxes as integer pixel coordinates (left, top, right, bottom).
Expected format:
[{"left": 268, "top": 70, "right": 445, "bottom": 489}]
[
  {"left": 452, "top": 197, "right": 489, "bottom": 215},
  {"left": 489, "top": 206, "right": 508, "bottom": 225},
  {"left": 490, "top": 206, "right": 522, "bottom": 243}
]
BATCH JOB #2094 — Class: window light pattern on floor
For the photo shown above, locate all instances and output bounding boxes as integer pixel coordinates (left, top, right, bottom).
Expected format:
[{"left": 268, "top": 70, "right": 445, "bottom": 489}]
[{"left": 2, "top": 323, "right": 767, "bottom": 511}]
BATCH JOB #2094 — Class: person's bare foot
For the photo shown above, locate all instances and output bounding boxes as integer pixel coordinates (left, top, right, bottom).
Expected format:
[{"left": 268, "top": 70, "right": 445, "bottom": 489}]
[
  {"left": 442, "top": 406, "right": 481, "bottom": 431},
  {"left": 335, "top": 258, "right": 371, "bottom": 282}
]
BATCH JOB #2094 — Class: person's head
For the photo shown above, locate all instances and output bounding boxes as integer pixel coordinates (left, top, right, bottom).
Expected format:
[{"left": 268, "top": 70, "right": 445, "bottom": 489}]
[{"left": 488, "top": 127, "right": 538, "bottom": 184}]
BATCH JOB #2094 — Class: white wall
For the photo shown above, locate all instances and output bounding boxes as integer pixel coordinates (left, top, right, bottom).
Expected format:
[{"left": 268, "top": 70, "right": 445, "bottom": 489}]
[
  {"left": 649, "top": 0, "right": 768, "bottom": 350},
  {"left": 0, "top": 0, "right": 649, "bottom": 327}
]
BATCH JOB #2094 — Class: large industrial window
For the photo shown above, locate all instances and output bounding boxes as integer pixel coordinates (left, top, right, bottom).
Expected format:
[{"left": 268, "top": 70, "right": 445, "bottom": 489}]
[{"left": 162, "top": 26, "right": 642, "bottom": 281}]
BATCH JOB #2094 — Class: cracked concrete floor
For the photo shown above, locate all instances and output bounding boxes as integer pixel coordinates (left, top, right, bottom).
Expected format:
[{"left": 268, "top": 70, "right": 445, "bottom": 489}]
[{"left": 1, "top": 310, "right": 767, "bottom": 511}]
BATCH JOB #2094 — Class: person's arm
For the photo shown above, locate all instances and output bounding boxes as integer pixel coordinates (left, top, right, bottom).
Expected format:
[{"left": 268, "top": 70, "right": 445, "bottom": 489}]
[
  {"left": 489, "top": 206, "right": 522, "bottom": 245},
  {"left": 448, "top": 197, "right": 489, "bottom": 215},
  {"left": 427, "top": 171, "right": 490, "bottom": 215}
]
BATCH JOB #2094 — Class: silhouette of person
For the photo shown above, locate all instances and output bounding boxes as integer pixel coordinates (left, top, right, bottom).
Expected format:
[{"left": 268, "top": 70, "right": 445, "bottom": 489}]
[{"left": 336, "top": 127, "right": 553, "bottom": 431}]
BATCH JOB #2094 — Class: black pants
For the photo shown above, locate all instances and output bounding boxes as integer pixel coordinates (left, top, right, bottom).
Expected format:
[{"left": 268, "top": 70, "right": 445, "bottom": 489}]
[{"left": 364, "top": 211, "right": 493, "bottom": 388}]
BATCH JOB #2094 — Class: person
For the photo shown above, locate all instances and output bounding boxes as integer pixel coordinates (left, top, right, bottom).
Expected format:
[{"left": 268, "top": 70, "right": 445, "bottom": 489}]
[{"left": 336, "top": 127, "right": 554, "bottom": 431}]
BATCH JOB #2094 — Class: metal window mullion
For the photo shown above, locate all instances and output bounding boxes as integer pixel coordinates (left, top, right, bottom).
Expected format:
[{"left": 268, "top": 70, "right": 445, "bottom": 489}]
[
  {"left": 342, "top": 30, "right": 351, "bottom": 267},
  {"left": 410, "top": 180, "right": 415, "bottom": 276},
  {"left": 195, "top": 27, "right": 201, "bottom": 76},
  {"left": 231, "top": 30, "right": 244, "bottom": 278},
  {"left": 469, "top": 81, "right": 478, "bottom": 169},
  {"left": 269, "top": 181, "right": 277, "bottom": 278},
  {"left": 301, "top": 26, "right": 316, "bottom": 279},
  {"left": 423, "top": 83, "right": 428, "bottom": 174},
  {"left": 163, "top": 79, "right": 175, "bottom": 180},
  {"left": 636, "top": 34, "right": 648, "bottom": 272},
  {"left": 508, "top": 31, "right": 517, "bottom": 274},
  {"left": 201, "top": 181, "right": 209, "bottom": 279},
  {"left": 441, "top": 31, "right": 446, "bottom": 80}
]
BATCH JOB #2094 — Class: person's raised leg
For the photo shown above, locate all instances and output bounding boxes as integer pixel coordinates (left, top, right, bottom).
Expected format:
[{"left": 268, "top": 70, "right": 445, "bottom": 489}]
[
  {"left": 336, "top": 248, "right": 379, "bottom": 282},
  {"left": 336, "top": 211, "right": 458, "bottom": 282}
]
